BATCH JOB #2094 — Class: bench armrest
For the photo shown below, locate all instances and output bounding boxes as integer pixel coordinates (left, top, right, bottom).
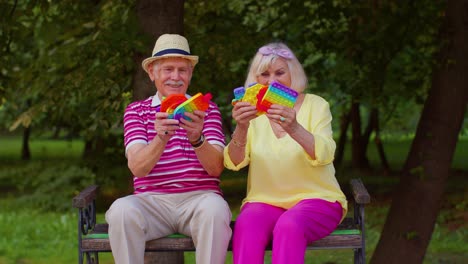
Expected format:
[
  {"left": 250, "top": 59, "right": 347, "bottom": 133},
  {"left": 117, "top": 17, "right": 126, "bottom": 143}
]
[
  {"left": 350, "top": 179, "right": 370, "bottom": 205},
  {"left": 73, "top": 185, "right": 99, "bottom": 235},
  {"left": 73, "top": 185, "right": 99, "bottom": 208}
]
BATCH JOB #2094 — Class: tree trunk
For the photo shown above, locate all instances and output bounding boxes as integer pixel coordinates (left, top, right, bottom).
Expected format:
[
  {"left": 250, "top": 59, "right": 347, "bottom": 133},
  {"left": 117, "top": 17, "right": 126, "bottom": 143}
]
[
  {"left": 362, "top": 107, "right": 377, "bottom": 153},
  {"left": 52, "top": 126, "right": 61, "bottom": 139},
  {"left": 132, "top": 0, "right": 185, "bottom": 101},
  {"left": 373, "top": 110, "right": 391, "bottom": 173},
  {"left": 366, "top": 107, "right": 391, "bottom": 172},
  {"left": 21, "top": 125, "right": 31, "bottom": 160},
  {"left": 334, "top": 108, "right": 351, "bottom": 167},
  {"left": 371, "top": 1, "right": 468, "bottom": 263},
  {"left": 133, "top": 1, "right": 186, "bottom": 263},
  {"left": 350, "top": 101, "right": 370, "bottom": 169}
]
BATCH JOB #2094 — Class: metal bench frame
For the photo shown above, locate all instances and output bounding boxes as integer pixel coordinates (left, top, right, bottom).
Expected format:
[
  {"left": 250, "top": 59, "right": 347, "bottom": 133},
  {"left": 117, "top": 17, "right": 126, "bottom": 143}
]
[{"left": 73, "top": 179, "right": 370, "bottom": 264}]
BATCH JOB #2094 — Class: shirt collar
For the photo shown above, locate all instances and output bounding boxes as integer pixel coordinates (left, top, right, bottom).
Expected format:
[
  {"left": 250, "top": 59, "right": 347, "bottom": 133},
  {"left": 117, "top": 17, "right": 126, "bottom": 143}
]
[
  {"left": 151, "top": 92, "right": 162, "bottom": 107},
  {"left": 151, "top": 91, "right": 192, "bottom": 107}
]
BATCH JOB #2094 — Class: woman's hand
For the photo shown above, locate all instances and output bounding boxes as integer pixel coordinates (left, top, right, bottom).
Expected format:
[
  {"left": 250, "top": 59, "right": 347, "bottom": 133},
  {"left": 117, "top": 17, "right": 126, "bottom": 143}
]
[
  {"left": 232, "top": 102, "right": 258, "bottom": 130},
  {"left": 266, "top": 104, "right": 300, "bottom": 135}
]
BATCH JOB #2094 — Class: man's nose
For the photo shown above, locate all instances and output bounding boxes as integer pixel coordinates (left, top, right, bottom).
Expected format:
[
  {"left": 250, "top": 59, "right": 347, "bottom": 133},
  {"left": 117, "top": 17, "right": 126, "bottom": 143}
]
[{"left": 171, "top": 70, "right": 181, "bottom": 79}]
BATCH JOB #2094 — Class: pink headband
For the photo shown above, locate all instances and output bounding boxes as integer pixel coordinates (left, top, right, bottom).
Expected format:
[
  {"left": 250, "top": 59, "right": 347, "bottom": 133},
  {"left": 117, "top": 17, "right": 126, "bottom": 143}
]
[{"left": 258, "top": 46, "right": 294, "bottom": 59}]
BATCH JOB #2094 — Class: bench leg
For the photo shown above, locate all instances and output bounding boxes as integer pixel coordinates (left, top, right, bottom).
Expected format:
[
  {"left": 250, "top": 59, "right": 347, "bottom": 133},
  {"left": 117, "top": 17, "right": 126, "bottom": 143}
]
[
  {"left": 354, "top": 248, "right": 364, "bottom": 264},
  {"left": 144, "top": 252, "right": 184, "bottom": 264},
  {"left": 84, "top": 252, "right": 99, "bottom": 264}
]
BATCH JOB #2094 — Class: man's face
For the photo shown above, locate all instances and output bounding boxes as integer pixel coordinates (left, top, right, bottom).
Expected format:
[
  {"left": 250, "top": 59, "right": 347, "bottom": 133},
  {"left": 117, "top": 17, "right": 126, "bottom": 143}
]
[{"left": 148, "top": 58, "right": 193, "bottom": 97}]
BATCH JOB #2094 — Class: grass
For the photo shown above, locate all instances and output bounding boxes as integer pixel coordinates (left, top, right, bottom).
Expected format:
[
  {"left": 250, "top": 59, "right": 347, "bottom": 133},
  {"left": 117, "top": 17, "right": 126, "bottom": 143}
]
[
  {"left": 0, "top": 136, "right": 84, "bottom": 162},
  {"left": 0, "top": 135, "right": 467, "bottom": 263},
  {"left": 1, "top": 198, "right": 465, "bottom": 264}
]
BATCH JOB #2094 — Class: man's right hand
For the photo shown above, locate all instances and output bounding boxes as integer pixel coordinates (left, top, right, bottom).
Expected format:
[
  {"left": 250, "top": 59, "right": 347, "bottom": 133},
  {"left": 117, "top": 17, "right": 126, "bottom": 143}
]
[{"left": 155, "top": 112, "right": 179, "bottom": 141}]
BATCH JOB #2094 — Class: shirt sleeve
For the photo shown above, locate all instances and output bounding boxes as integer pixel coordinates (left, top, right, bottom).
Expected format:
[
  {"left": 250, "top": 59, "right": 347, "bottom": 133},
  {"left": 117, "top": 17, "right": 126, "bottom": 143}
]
[
  {"left": 223, "top": 142, "right": 250, "bottom": 171},
  {"left": 224, "top": 126, "right": 251, "bottom": 171},
  {"left": 305, "top": 99, "right": 336, "bottom": 166},
  {"left": 203, "top": 102, "right": 226, "bottom": 148},
  {"left": 123, "top": 102, "right": 148, "bottom": 155}
]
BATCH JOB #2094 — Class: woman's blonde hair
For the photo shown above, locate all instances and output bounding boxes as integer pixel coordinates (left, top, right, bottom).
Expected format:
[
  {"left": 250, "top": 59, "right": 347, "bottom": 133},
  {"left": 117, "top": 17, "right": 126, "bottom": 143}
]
[{"left": 244, "top": 42, "right": 308, "bottom": 92}]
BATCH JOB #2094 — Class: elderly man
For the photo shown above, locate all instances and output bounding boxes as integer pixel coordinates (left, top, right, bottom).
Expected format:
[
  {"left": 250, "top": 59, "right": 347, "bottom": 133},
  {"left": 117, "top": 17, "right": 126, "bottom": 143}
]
[{"left": 105, "top": 34, "right": 232, "bottom": 264}]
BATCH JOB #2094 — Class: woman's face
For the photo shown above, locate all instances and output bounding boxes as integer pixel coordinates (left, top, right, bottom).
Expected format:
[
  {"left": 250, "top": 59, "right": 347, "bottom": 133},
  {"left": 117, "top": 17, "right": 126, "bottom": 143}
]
[{"left": 256, "top": 58, "right": 291, "bottom": 88}]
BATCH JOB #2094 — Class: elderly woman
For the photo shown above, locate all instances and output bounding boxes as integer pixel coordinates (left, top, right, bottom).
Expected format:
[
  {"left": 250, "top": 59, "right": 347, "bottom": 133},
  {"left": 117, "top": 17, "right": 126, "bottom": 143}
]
[{"left": 225, "top": 42, "right": 348, "bottom": 264}]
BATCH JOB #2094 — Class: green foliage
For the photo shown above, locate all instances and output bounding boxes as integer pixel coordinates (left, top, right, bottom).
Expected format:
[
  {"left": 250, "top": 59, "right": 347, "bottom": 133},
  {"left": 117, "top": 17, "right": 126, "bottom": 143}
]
[
  {"left": 184, "top": 0, "right": 445, "bottom": 139},
  {"left": 1, "top": 0, "right": 140, "bottom": 142},
  {"left": 0, "top": 208, "right": 77, "bottom": 263},
  {"left": 1, "top": 0, "right": 449, "bottom": 156},
  {"left": 0, "top": 162, "right": 95, "bottom": 212},
  {"left": 0, "top": 207, "right": 114, "bottom": 264}
]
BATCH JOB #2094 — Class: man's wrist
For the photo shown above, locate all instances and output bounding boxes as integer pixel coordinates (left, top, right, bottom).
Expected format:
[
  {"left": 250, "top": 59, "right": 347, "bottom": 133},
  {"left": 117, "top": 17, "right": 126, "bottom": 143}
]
[{"left": 190, "top": 134, "right": 205, "bottom": 148}]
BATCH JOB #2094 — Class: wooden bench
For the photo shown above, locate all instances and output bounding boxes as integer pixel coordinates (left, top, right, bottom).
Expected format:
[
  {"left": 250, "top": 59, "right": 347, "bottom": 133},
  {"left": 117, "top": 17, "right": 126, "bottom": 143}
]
[{"left": 72, "top": 179, "right": 370, "bottom": 264}]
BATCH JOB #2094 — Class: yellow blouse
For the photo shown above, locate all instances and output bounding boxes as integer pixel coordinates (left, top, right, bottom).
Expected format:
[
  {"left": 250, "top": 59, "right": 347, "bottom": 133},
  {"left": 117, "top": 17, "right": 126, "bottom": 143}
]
[{"left": 224, "top": 94, "right": 348, "bottom": 218}]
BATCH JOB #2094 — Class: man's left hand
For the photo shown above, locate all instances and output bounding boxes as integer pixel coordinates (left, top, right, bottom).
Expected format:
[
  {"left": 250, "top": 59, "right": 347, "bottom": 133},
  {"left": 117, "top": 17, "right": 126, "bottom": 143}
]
[{"left": 179, "top": 110, "right": 206, "bottom": 142}]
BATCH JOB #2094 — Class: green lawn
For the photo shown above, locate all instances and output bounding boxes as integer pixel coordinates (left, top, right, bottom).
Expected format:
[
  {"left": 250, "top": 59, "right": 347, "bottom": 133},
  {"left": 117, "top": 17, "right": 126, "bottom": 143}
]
[
  {"left": 0, "top": 135, "right": 466, "bottom": 263},
  {"left": 0, "top": 198, "right": 465, "bottom": 264}
]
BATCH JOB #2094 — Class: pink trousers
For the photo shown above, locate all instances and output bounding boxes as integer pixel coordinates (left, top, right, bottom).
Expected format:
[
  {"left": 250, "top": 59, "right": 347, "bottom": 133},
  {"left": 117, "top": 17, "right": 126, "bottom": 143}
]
[{"left": 232, "top": 199, "right": 343, "bottom": 264}]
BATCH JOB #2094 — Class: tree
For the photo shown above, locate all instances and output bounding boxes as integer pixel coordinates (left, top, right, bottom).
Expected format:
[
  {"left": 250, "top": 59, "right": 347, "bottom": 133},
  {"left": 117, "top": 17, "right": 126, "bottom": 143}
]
[
  {"left": 184, "top": 0, "right": 276, "bottom": 135},
  {"left": 371, "top": 0, "right": 468, "bottom": 262},
  {"left": 1, "top": 0, "right": 142, "bottom": 160},
  {"left": 331, "top": 1, "right": 441, "bottom": 171},
  {"left": 132, "top": 0, "right": 185, "bottom": 101},
  {"left": 200, "top": 0, "right": 441, "bottom": 172}
]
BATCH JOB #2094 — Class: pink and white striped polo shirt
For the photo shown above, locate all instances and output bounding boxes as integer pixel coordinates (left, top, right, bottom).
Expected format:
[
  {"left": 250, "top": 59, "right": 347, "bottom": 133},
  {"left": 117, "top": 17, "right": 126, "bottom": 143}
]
[{"left": 123, "top": 93, "right": 226, "bottom": 195}]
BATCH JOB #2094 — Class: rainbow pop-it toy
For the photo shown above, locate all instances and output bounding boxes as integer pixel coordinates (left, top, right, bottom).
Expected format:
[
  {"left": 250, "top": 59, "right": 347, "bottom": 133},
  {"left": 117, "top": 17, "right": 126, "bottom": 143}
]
[
  {"left": 241, "top": 83, "right": 268, "bottom": 106},
  {"left": 231, "top": 82, "right": 298, "bottom": 114},
  {"left": 163, "top": 92, "right": 212, "bottom": 121},
  {"left": 161, "top": 94, "right": 187, "bottom": 113},
  {"left": 257, "top": 81, "right": 298, "bottom": 112},
  {"left": 231, "top": 86, "right": 246, "bottom": 105}
]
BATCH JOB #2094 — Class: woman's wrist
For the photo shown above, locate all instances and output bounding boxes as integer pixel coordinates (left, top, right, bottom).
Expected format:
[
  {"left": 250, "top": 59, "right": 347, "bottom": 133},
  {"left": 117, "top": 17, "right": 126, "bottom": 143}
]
[{"left": 231, "top": 130, "right": 247, "bottom": 147}]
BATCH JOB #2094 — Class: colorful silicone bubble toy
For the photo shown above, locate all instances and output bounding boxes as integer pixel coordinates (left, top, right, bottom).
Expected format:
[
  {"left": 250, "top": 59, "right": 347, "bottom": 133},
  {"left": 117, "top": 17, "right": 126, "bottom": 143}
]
[
  {"left": 241, "top": 83, "right": 268, "bottom": 105},
  {"left": 161, "top": 94, "right": 187, "bottom": 113},
  {"left": 231, "top": 86, "right": 246, "bottom": 105},
  {"left": 170, "top": 92, "right": 212, "bottom": 121},
  {"left": 257, "top": 81, "right": 298, "bottom": 112}
]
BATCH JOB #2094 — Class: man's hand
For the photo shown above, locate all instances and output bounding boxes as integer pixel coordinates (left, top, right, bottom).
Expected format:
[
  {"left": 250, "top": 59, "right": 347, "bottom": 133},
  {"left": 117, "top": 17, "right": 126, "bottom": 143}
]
[
  {"left": 179, "top": 110, "right": 206, "bottom": 142},
  {"left": 155, "top": 112, "right": 179, "bottom": 141}
]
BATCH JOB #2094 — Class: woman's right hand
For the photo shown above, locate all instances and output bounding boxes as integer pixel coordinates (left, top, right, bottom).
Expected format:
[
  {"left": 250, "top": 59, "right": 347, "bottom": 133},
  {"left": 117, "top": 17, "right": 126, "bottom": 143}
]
[{"left": 232, "top": 102, "right": 258, "bottom": 128}]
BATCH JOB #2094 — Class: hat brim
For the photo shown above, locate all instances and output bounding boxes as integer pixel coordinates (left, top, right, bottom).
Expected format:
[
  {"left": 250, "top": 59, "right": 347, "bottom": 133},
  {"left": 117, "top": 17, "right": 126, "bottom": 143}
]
[{"left": 142, "top": 54, "right": 199, "bottom": 73}]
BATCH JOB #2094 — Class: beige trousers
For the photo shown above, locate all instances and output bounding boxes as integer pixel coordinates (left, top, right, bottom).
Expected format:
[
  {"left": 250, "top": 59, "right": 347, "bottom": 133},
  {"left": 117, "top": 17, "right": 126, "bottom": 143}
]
[{"left": 105, "top": 191, "right": 232, "bottom": 264}]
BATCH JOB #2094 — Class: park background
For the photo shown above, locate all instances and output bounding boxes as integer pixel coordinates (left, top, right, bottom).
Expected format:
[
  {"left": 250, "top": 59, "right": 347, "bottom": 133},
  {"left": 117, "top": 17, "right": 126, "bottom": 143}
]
[{"left": 0, "top": 0, "right": 466, "bottom": 263}]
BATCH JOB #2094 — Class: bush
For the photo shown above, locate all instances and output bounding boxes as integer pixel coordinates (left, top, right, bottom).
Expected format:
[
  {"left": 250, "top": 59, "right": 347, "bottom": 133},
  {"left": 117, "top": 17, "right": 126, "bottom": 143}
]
[{"left": 0, "top": 162, "right": 95, "bottom": 212}]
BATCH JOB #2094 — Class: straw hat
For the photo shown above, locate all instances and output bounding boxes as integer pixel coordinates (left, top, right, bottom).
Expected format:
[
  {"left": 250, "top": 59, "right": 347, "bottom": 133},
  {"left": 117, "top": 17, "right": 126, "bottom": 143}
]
[{"left": 142, "top": 34, "right": 199, "bottom": 73}]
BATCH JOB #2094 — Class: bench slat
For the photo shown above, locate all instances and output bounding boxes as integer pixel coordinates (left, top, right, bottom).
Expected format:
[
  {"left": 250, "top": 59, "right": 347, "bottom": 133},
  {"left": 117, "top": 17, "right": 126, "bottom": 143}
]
[
  {"left": 82, "top": 234, "right": 362, "bottom": 252},
  {"left": 89, "top": 217, "right": 357, "bottom": 235},
  {"left": 82, "top": 216, "right": 362, "bottom": 252}
]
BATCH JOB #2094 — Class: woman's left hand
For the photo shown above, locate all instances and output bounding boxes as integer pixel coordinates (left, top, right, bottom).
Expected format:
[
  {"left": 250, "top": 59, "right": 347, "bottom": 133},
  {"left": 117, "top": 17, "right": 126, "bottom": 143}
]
[{"left": 266, "top": 104, "right": 300, "bottom": 134}]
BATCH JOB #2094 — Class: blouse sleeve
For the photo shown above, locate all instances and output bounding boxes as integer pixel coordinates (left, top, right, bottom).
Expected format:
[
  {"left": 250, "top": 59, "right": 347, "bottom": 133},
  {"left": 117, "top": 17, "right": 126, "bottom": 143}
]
[
  {"left": 223, "top": 134, "right": 251, "bottom": 171},
  {"left": 306, "top": 99, "right": 336, "bottom": 166}
]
